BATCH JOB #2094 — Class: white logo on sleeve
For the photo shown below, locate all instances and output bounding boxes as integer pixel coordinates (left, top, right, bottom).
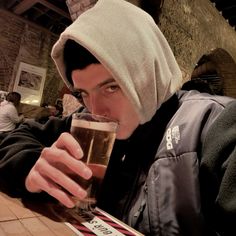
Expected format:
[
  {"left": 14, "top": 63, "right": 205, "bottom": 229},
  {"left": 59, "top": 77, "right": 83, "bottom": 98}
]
[{"left": 166, "top": 126, "right": 180, "bottom": 150}]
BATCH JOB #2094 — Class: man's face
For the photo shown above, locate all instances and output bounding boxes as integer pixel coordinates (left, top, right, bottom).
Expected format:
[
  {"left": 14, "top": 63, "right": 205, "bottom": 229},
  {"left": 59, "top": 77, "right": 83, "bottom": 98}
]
[{"left": 72, "top": 64, "right": 140, "bottom": 139}]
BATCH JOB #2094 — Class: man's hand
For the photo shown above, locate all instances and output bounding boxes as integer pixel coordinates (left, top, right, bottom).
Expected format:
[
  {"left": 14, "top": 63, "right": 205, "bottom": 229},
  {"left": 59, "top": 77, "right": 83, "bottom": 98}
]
[{"left": 25, "top": 132, "right": 92, "bottom": 208}]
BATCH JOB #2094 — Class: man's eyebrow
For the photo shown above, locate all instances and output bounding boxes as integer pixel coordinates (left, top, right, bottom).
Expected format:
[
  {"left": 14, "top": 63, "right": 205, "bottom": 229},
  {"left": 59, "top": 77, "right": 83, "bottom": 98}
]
[
  {"left": 73, "top": 78, "right": 116, "bottom": 92},
  {"left": 97, "top": 78, "right": 116, "bottom": 88}
]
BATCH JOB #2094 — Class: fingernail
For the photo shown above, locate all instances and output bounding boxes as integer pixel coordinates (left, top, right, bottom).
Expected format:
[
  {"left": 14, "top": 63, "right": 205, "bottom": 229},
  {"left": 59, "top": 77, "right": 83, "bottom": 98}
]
[
  {"left": 79, "top": 189, "right": 87, "bottom": 199},
  {"left": 74, "top": 189, "right": 87, "bottom": 200},
  {"left": 76, "top": 148, "right": 83, "bottom": 158},
  {"left": 83, "top": 168, "right": 92, "bottom": 179}
]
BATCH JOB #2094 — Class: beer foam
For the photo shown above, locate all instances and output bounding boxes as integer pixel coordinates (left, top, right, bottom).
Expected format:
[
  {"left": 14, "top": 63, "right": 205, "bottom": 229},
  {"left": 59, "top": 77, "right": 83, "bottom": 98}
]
[{"left": 71, "top": 119, "right": 117, "bottom": 132}]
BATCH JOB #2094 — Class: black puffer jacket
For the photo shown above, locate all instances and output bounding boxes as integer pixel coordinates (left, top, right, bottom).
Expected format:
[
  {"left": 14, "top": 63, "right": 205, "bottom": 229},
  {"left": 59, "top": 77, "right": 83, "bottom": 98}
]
[{"left": 99, "top": 91, "right": 236, "bottom": 236}]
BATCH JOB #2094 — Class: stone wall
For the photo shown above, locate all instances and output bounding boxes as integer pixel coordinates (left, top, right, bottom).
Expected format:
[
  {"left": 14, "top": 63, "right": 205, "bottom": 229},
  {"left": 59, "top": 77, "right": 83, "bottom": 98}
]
[
  {"left": 160, "top": 0, "right": 236, "bottom": 73},
  {"left": 129, "top": 0, "right": 236, "bottom": 98}
]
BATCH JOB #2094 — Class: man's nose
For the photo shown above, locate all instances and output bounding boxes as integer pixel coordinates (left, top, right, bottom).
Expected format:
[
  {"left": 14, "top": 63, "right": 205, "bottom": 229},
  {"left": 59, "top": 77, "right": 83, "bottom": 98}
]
[{"left": 89, "top": 94, "right": 108, "bottom": 116}]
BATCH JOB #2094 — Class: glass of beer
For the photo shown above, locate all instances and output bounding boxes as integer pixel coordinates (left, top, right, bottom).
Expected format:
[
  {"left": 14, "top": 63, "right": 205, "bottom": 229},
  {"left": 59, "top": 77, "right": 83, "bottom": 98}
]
[{"left": 70, "top": 112, "right": 118, "bottom": 211}]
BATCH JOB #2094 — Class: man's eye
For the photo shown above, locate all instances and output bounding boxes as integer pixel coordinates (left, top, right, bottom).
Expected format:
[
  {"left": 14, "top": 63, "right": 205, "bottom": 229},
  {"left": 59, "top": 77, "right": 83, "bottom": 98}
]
[
  {"left": 106, "top": 85, "right": 119, "bottom": 93},
  {"left": 71, "top": 91, "right": 84, "bottom": 104}
]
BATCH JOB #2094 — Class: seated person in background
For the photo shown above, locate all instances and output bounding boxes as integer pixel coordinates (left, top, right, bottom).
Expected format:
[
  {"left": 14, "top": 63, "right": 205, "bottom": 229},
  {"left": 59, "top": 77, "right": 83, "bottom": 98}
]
[
  {"left": 35, "top": 105, "right": 62, "bottom": 124},
  {"left": 0, "top": 0, "right": 236, "bottom": 235},
  {"left": 55, "top": 99, "right": 63, "bottom": 118},
  {"left": 53, "top": 104, "right": 63, "bottom": 118},
  {"left": 34, "top": 106, "right": 51, "bottom": 124},
  {"left": 181, "top": 78, "right": 215, "bottom": 94},
  {"left": 0, "top": 91, "right": 24, "bottom": 139}
]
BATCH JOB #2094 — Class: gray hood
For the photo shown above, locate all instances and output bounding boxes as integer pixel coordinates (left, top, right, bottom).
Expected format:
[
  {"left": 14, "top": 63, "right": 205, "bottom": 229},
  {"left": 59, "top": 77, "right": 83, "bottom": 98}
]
[{"left": 51, "top": 0, "right": 183, "bottom": 124}]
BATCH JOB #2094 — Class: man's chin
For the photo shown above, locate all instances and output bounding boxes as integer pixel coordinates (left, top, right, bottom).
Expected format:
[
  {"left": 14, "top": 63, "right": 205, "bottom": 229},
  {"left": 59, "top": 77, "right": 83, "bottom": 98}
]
[{"left": 116, "top": 131, "right": 132, "bottom": 140}]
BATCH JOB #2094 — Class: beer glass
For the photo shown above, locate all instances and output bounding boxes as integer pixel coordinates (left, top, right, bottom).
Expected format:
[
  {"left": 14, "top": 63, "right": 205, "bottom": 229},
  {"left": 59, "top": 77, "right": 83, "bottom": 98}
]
[{"left": 70, "top": 113, "right": 118, "bottom": 211}]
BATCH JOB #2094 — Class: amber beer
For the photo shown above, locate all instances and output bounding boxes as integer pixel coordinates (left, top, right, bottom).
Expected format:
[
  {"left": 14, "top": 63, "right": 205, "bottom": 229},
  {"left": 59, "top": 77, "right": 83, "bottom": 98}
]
[{"left": 70, "top": 113, "right": 117, "bottom": 210}]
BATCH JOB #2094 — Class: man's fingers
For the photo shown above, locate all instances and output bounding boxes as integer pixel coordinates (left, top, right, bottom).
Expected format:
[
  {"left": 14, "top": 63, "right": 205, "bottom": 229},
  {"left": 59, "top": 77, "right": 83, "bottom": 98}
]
[
  {"left": 29, "top": 166, "right": 87, "bottom": 208},
  {"left": 41, "top": 162, "right": 87, "bottom": 197},
  {"left": 52, "top": 132, "right": 84, "bottom": 159},
  {"left": 41, "top": 147, "right": 92, "bottom": 180}
]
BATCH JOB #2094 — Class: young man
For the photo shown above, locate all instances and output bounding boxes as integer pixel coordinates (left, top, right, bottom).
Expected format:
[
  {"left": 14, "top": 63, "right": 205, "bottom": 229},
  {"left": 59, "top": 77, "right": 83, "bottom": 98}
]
[{"left": 0, "top": 0, "right": 236, "bottom": 235}]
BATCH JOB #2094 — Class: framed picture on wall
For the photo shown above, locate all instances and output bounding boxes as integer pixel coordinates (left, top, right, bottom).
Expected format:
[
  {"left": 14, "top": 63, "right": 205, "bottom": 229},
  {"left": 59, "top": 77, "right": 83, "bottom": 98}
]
[{"left": 13, "top": 62, "right": 47, "bottom": 106}]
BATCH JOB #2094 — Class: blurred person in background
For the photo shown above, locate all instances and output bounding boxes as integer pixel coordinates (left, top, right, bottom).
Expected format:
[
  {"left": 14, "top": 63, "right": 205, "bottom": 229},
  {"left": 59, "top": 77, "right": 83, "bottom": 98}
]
[
  {"left": 181, "top": 78, "right": 215, "bottom": 94},
  {"left": 0, "top": 91, "right": 24, "bottom": 140}
]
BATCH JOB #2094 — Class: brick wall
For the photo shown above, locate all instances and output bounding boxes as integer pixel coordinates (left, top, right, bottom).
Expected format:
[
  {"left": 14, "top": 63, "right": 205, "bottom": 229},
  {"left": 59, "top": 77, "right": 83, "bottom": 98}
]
[{"left": 0, "top": 9, "right": 65, "bottom": 117}]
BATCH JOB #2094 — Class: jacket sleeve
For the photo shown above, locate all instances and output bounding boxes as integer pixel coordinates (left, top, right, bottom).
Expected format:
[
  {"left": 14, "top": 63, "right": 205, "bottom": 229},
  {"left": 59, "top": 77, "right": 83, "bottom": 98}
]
[
  {"left": 0, "top": 116, "right": 72, "bottom": 197},
  {"left": 200, "top": 100, "right": 236, "bottom": 235}
]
